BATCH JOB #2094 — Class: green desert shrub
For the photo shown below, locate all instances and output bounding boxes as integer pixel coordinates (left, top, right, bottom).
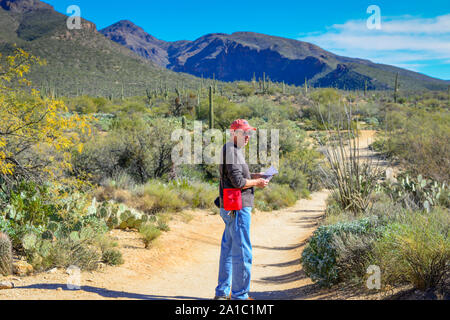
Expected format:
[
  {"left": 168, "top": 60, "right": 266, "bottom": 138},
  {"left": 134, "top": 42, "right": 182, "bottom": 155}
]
[
  {"left": 367, "top": 192, "right": 406, "bottom": 223},
  {"left": 236, "top": 82, "right": 255, "bottom": 97},
  {"left": 301, "top": 217, "right": 381, "bottom": 287},
  {"left": 139, "top": 224, "right": 162, "bottom": 249},
  {"left": 332, "top": 232, "right": 378, "bottom": 283},
  {"left": 72, "top": 116, "right": 177, "bottom": 184},
  {"left": 142, "top": 181, "right": 187, "bottom": 213},
  {"left": 70, "top": 96, "right": 98, "bottom": 114},
  {"left": 22, "top": 231, "right": 102, "bottom": 272},
  {"left": 156, "top": 213, "right": 171, "bottom": 232},
  {"left": 197, "top": 95, "right": 251, "bottom": 130},
  {"left": 172, "top": 179, "right": 217, "bottom": 210},
  {"left": 385, "top": 109, "right": 449, "bottom": 182},
  {"left": 102, "top": 248, "right": 124, "bottom": 266},
  {"left": 255, "top": 183, "right": 297, "bottom": 211},
  {"left": 244, "top": 96, "right": 292, "bottom": 121},
  {"left": 374, "top": 208, "right": 450, "bottom": 291},
  {"left": 274, "top": 149, "right": 320, "bottom": 193}
]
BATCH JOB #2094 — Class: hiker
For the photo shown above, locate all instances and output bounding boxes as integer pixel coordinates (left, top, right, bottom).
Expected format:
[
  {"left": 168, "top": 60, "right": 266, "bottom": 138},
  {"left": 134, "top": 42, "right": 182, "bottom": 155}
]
[{"left": 214, "top": 119, "right": 269, "bottom": 300}]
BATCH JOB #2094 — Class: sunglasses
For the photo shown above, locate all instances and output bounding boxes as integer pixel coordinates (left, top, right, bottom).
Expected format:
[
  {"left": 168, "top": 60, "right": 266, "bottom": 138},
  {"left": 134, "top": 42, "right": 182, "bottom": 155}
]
[{"left": 234, "top": 129, "right": 255, "bottom": 137}]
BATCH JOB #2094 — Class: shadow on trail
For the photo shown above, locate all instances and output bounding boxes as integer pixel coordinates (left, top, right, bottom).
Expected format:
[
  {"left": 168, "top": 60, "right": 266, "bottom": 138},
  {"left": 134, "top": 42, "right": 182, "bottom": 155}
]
[
  {"left": 290, "top": 214, "right": 323, "bottom": 228},
  {"left": 251, "top": 283, "right": 324, "bottom": 300},
  {"left": 257, "top": 258, "right": 300, "bottom": 268},
  {"left": 293, "top": 209, "right": 324, "bottom": 214},
  {"left": 253, "top": 270, "right": 307, "bottom": 285},
  {"left": 253, "top": 240, "right": 306, "bottom": 251},
  {"left": 15, "top": 283, "right": 204, "bottom": 300}
]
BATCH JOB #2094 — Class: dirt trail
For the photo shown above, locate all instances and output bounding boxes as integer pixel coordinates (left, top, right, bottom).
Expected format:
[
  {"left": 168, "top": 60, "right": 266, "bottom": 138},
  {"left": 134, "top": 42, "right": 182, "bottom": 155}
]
[
  {"left": 0, "top": 191, "right": 328, "bottom": 300},
  {"left": 0, "top": 131, "right": 380, "bottom": 300}
]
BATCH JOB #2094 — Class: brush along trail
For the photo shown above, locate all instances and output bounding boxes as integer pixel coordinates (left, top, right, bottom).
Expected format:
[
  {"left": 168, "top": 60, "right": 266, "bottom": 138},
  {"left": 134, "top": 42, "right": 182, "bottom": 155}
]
[
  {"left": 0, "top": 191, "right": 328, "bottom": 300},
  {"left": 0, "top": 131, "right": 380, "bottom": 300}
]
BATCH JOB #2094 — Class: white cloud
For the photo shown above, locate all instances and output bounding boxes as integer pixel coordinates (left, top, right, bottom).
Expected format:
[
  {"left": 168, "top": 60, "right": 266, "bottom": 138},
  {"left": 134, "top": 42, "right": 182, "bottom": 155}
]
[{"left": 298, "top": 14, "right": 450, "bottom": 77}]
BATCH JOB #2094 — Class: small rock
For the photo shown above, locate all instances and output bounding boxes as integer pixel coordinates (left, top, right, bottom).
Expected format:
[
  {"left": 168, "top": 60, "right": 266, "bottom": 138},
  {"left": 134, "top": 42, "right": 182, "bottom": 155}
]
[
  {"left": 12, "top": 260, "right": 33, "bottom": 276},
  {"left": 57, "top": 287, "right": 62, "bottom": 291},
  {"left": 47, "top": 268, "right": 58, "bottom": 274},
  {"left": 0, "top": 281, "right": 14, "bottom": 290}
]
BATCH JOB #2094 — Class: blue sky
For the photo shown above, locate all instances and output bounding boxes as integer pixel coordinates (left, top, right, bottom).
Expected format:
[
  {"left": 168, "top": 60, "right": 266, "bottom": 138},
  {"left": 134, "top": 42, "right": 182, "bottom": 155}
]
[{"left": 47, "top": 0, "right": 450, "bottom": 80}]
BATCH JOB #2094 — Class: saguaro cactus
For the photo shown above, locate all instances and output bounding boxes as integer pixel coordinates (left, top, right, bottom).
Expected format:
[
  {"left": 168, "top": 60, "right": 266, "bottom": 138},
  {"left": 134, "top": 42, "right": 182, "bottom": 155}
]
[
  {"left": 304, "top": 77, "right": 308, "bottom": 94},
  {"left": 146, "top": 88, "right": 152, "bottom": 103},
  {"left": 209, "top": 85, "right": 214, "bottom": 129},
  {"left": 181, "top": 116, "right": 187, "bottom": 129},
  {"left": 0, "top": 232, "right": 12, "bottom": 276},
  {"left": 364, "top": 80, "right": 368, "bottom": 97},
  {"left": 447, "top": 85, "right": 450, "bottom": 108},
  {"left": 394, "top": 72, "right": 399, "bottom": 103},
  {"left": 263, "top": 72, "right": 266, "bottom": 93}
]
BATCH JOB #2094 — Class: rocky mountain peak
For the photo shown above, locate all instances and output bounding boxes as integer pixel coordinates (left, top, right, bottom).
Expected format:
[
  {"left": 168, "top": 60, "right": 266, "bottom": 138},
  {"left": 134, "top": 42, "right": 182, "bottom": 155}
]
[{"left": 0, "top": 0, "right": 53, "bottom": 13}]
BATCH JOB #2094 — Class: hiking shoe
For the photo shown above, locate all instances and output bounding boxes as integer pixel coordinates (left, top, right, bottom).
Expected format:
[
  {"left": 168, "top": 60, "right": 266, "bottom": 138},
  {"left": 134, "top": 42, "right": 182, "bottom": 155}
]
[
  {"left": 213, "top": 294, "right": 231, "bottom": 300},
  {"left": 229, "top": 295, "right": 255, "bottom": 300}
]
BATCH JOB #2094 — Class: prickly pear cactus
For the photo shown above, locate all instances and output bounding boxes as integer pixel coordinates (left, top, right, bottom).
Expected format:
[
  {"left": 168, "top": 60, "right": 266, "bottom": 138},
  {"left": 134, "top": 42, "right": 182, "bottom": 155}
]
[
  {"left": 87, "top": 199, "right": 150, "bottom": 230},
  {"left": 0, "top": 232, "right": 12, "bottom": 276},
  {"left": 22, "top": 233, "right": 37, "bottom": 251}
]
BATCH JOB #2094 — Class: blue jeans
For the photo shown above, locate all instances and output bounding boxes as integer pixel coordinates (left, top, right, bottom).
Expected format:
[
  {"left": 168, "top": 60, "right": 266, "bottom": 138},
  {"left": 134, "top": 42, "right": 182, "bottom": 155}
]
[{"left": 215, "top": 207, "right": 252, "bottom": 300}]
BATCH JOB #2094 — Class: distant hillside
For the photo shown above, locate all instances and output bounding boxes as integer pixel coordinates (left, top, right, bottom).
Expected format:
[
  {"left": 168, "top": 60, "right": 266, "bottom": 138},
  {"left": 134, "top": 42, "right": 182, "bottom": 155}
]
[
  {"left": 0, "top": 0, "right": 203, "bottom": 97},
  {"left": 101, "top": 20, "right": 449, "bottom": 91}
]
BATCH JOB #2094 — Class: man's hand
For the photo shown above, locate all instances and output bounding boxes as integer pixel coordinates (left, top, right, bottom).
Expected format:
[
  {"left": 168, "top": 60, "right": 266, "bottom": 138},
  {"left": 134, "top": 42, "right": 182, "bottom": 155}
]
[
  {"left": 255, "top": 178, "right": 269, "bottom": 188},
  {"left": 242, "top": 177, "right": 269, "bottom": 190}
]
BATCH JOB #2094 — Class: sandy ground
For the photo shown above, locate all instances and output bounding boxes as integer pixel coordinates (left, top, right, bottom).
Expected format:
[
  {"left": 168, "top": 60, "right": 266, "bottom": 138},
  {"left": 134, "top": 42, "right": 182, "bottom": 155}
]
[
  {"left": 0, "top": 191, "right": 330, "bottom": 300},
  {"left": 0, "top": 130, "right": 391, "bottom": 300}
]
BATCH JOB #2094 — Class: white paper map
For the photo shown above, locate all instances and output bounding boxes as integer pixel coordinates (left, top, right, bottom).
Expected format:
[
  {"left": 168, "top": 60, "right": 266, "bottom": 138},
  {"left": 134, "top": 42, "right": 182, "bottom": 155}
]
[{"left": 262, "top": 166, "right": 278, "bottom": 181}]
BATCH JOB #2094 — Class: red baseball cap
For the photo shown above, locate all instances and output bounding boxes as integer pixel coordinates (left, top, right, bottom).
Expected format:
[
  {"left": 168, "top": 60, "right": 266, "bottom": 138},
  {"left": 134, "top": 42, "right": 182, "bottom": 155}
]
[{"left": 230, "top": 119, "right": 257, "bottom": 131}]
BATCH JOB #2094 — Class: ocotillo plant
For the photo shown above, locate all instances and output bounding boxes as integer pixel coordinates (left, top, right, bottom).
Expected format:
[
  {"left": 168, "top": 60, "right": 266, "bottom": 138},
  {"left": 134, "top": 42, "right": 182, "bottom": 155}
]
[
  {"left": 364, "top": 80, "right": 368, "bottom": 97},
  {"left": 209, "top": 85, "right": 214, "bottom": 129},
  {"left": 394, "top": 72, "right": 399, "bottom": 103},
  {"left": 0, "top": 232, "right": 12, "bottom": 276}
]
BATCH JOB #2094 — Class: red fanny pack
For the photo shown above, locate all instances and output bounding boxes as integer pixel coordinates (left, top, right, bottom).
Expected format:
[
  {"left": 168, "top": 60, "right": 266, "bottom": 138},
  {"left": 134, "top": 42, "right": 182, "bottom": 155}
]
[{"left": 223, "top": 188, "right": 242, "bottom": 211}]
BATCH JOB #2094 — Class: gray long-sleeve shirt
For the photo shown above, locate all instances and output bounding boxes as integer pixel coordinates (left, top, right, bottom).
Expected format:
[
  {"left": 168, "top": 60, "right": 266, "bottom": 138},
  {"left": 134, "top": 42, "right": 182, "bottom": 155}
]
[{"left": 219, "top": 141, "right": 254, "bottom": 208}]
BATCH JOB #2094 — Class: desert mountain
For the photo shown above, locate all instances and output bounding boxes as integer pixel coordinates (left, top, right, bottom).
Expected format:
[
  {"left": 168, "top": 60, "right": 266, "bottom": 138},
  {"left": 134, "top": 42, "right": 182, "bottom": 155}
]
[
  {"left": 101, "top": 20, "right": 448, "bottom": 91},
  {"left": 0, "top": 0, "right": 201, "bottom": 96}
]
